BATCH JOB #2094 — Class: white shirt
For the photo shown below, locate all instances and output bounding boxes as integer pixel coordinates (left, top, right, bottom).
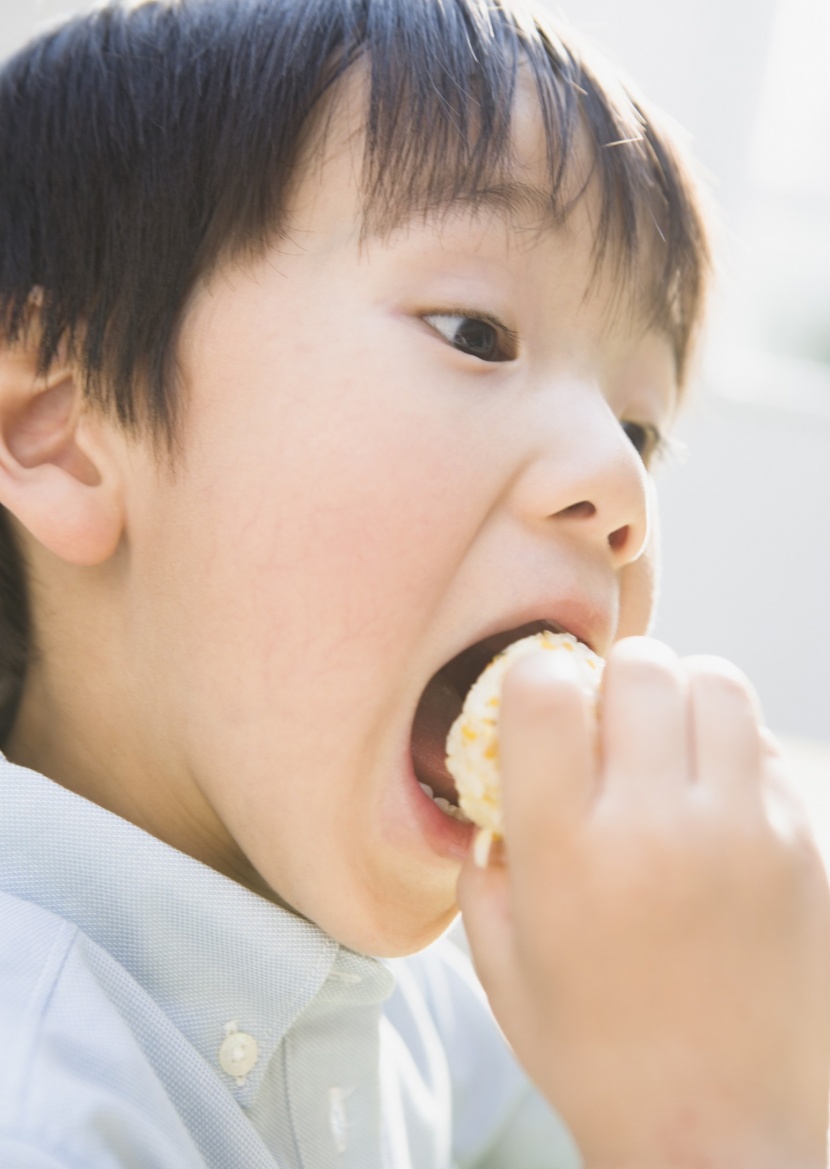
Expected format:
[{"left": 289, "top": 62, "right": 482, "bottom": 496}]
[{"left": 0, "top": 753, "right": 580, "bottom": 1168}]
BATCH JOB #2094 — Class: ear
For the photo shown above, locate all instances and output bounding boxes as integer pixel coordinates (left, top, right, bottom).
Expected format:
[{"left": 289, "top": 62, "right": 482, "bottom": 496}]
[{"left": 0, "top": 326, "right": 125, "bottom": 566}]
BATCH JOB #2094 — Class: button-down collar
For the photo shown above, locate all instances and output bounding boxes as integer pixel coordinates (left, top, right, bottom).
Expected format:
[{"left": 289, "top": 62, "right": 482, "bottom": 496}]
[{"left": 0, "top": 755, "right": 394, "bottom": 1108}]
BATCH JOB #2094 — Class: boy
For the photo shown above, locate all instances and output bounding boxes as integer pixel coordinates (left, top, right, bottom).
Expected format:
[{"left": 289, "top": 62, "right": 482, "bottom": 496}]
[{"left": 0, "top": 1, "right": 828, "bottom": 1166}]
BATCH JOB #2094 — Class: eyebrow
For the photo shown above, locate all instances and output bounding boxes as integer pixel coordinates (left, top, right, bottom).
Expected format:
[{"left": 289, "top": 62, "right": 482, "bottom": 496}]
[
  {"left": 441, "top": 180, "right": 564, "bottom": 226},
  {"left": 366, "top": 179, "right": 566, "bottom": 237},
  {"left": 362, "top": 174, "right": 579, "bottom": 240},
  {"left": 363, "top": 174, "right": 684, "bottom": 364}
]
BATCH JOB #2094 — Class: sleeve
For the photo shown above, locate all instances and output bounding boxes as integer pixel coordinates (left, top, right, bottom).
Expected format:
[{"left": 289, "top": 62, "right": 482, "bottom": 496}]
[{"left": 403, "top": 934, "right": 582, "bottom": 1169}]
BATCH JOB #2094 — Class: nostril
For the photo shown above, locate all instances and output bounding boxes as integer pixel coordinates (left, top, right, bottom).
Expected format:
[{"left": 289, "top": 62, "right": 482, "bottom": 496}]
[
  {"left": 555, "top": 507, "right": 632, "bottom": 558},
  {"left": 556, "top": 500, "right": 596, "bottom": 520}
]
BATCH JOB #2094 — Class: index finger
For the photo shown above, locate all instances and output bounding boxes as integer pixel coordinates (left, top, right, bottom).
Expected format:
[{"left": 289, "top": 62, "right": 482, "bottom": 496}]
[{"left": 499, "top": 649, "right": 596, "bottom": 908}]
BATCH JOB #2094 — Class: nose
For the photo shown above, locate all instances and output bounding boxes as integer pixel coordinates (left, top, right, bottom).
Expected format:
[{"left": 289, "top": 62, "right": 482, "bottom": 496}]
[{"left": 513, "top": 391, "right": 651, "bottom": 568}]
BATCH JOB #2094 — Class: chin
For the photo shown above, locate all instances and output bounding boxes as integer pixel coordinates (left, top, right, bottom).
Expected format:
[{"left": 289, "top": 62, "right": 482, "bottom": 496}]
[{"left": 312, "top": 895, "right": 461, "bottom": 959}]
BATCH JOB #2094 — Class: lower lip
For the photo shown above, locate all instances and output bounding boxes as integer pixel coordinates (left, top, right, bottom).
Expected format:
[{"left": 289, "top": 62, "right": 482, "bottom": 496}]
[{"left": 399, "top": 746, "right": 475, "bottom": 862}]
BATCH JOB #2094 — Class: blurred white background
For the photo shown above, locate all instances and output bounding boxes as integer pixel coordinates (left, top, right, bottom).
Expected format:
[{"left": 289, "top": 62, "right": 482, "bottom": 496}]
[
  {"left": 546, "top": 0, "right": 830, "bottom": 752},
  {"left": 542, "top": 0, "right": 830, "bottom": 800},
  {"left": 2, "top": 2, "right": 828, "bottom": 773}
]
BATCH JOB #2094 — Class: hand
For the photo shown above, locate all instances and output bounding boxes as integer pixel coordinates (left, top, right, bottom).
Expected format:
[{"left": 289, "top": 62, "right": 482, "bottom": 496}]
[{"left": 458, "top": 637, "right": 830, "bottom": 1169}]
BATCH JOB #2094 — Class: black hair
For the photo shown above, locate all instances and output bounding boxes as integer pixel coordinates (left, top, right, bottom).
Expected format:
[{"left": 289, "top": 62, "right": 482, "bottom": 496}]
[
  {"left": 0, "top": 0, "right": 711, "bottom": 742},
  {"left": 0, "top": 510, "right": 28, "bottom": 743}
]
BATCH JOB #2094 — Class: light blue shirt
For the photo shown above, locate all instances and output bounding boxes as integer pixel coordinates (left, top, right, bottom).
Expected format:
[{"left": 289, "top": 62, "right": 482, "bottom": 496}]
[{"left": 0, "top": 754, "right": 580, "bottom": 1168}]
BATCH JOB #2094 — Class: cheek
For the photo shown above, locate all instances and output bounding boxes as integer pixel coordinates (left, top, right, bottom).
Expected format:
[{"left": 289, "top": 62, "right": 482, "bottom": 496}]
[
  {"left": 616, "top": 491, "right": 661, "bottom": 639},
  {"left": 173, "top": 265, "right": 503, "bottom": 668},
  {"left": 168, "top": 370, "right": 495, "bottom": 717},
  {"left": 616, "top": 553, "right": 658, "bottom": 639}
]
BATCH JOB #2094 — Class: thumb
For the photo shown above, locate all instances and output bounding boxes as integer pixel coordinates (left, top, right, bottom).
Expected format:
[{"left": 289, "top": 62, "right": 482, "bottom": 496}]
[{"left": 457, "top": 844, "right": 517, "bottom": 1008}]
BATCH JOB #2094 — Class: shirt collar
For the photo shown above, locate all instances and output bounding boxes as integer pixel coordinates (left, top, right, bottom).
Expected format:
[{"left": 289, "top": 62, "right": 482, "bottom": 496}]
[{"left": 0, "top": 754, "right": 394, "bottom": 1102}]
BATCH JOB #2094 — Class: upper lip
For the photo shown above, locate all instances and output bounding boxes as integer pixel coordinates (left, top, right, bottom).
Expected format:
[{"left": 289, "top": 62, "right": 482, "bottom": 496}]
[
  {"left": 420, "top": 596, "right": 613, "bottom": 713},
  {"left": 436, "top": 618, "right": 567, "bottom": 698},
  {"left": 443, "top": 600, "right": 612, "bottom": 673}
]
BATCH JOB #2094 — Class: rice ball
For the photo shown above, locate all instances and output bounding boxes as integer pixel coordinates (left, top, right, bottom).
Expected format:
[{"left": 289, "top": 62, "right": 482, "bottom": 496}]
[{"left": 445, "top": 630, "right": 604, "bottom": 865}]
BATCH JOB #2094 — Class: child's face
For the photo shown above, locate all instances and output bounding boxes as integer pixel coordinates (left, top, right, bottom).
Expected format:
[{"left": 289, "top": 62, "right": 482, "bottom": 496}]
[{"left": 115, "top": 79, "right": 676, "bottom": 955}]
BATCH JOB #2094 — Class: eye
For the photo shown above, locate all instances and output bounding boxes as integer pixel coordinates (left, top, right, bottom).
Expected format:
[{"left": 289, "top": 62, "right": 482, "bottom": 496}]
[
  {"left": 621, "top": 421, "right": 666, "bottom": 466},
  {"left": 423, "top": 313, "right": 517, "bottom": 363}
]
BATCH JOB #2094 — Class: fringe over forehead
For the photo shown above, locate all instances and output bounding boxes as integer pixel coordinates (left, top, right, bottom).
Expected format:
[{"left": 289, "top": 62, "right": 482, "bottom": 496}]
[{"left": 0, "top": 0, "right": 711, "bottom": 441}]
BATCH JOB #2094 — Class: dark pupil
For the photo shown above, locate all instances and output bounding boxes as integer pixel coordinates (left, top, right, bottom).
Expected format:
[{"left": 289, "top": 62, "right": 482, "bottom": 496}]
[
  {"left": 454, "top": 318, "right": 498, "bottom": 360},
  {"left": 622, "top": 421, "right": 647, "bottom": 456}
]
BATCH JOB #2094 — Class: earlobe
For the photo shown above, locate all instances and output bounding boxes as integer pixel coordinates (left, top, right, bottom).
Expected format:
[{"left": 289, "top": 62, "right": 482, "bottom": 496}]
[{"left": 0, "top": 334, "right": 125, "bottom": 567}]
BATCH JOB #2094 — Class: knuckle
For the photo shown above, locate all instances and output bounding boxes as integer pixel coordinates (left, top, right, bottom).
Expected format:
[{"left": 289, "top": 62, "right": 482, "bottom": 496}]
[
  {"left": 686, "top": 655, "right": 757, "bottom": 708},
  {"left": 686, "top": 653, "right": 747, "bottom": 689},
  {"left": 608, "top": 637, "right": 680, "bottom": 690},
  {"left": 502, "top": 652, "right": 586, "bottom": 716}
]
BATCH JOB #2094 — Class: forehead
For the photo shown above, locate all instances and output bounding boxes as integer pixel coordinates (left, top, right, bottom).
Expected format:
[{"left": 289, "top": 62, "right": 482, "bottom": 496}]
[
  {"left": 286, "top": 70, "right": 674, "bottom": 351},
  {"left": 299, "top": 65, "right": 588, "bottom": 226}
]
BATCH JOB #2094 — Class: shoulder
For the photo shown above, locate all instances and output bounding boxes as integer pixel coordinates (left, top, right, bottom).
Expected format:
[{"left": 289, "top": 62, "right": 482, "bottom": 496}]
[{"left": 0, "top": 889, "right": 204, "bottom": 1168}]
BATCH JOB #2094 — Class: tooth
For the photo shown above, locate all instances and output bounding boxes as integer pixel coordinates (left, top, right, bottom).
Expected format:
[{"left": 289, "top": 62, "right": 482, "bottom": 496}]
[
  {"left": 434, "top": 796, "right": 452, "bottom": 811},
  {"left": 418, "top": 782, "right": 434, "bottom": 797}
]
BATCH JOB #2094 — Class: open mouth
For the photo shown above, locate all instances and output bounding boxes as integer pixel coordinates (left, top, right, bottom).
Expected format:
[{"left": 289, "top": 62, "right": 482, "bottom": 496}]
[{"left": 410, "top": 619, "right": 567, "bottom": 810}]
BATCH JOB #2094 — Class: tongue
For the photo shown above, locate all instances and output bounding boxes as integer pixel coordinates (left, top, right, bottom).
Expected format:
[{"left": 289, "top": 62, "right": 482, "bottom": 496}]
[{"left": 410, "top": 671, "right": 462, "bottom": 799}]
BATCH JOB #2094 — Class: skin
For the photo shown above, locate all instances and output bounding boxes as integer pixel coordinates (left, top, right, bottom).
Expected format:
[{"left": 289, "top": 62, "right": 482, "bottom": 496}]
[
  {"left": 460, "top": 645, "right": 830, "bottom": 1167},
  {"left": 1, "top": 80, "right": 671, "bottom": 953},
  {"left": 1, "top": 76, "right": 829, "bottom": 1166}
]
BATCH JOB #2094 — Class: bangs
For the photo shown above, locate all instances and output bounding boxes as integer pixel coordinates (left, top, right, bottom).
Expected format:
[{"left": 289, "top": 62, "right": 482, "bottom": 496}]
[
  {"left": 353, "top": 1, "right": 709, "bottom": 378},
  {"left": 0, "top": 0, "right": 711, "bottom": 443}
]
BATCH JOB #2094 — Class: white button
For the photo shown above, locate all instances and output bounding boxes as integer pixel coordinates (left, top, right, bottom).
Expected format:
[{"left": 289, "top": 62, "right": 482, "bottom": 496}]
[
  {"left": 329, "top": 1086, "right": 350, "bottom": 1153},
  {"left": 219, "top": 1021, "right": 258, "bottom": 1084}
]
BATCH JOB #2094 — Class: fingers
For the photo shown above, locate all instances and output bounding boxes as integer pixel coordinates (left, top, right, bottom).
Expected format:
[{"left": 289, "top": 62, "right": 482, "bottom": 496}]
[
  {"left": 472, "top": 639, "right": 769, "bottom": 914},
  {"left": 460, "top": 649, "right": 595, "bottom": 1001},
  {"left": 497, "top": 648, "right": 595, "bottom": 900},
  {"left": 500, "top": 648, "right": 595, "bottom": 833},
  {"left": 685, "top": 654, "right": 763, "bottom": 801},
  {"left": 601, "top": 642, "right": 766, "bottom": 809},
  {"left": 459, "top": 637, "right": 778, "bottom": 1055},
  {"left": 459, "top": 653, "right": 590, "bottom": 1028},
  {"left": 601, "top": 637, "right": 691, "bottom": 801},
  {"left": 457, "top": 847, "right": 516, "bottom": 1004}
]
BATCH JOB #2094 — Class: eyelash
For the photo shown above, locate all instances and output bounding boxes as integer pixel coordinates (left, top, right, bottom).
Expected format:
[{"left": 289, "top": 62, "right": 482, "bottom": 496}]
[
  {"left": 422, "top": 309, "right": 519, "bottom": 364},
  {"left": 621, "top": 421, "right": 671, "bottom": 467}
]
